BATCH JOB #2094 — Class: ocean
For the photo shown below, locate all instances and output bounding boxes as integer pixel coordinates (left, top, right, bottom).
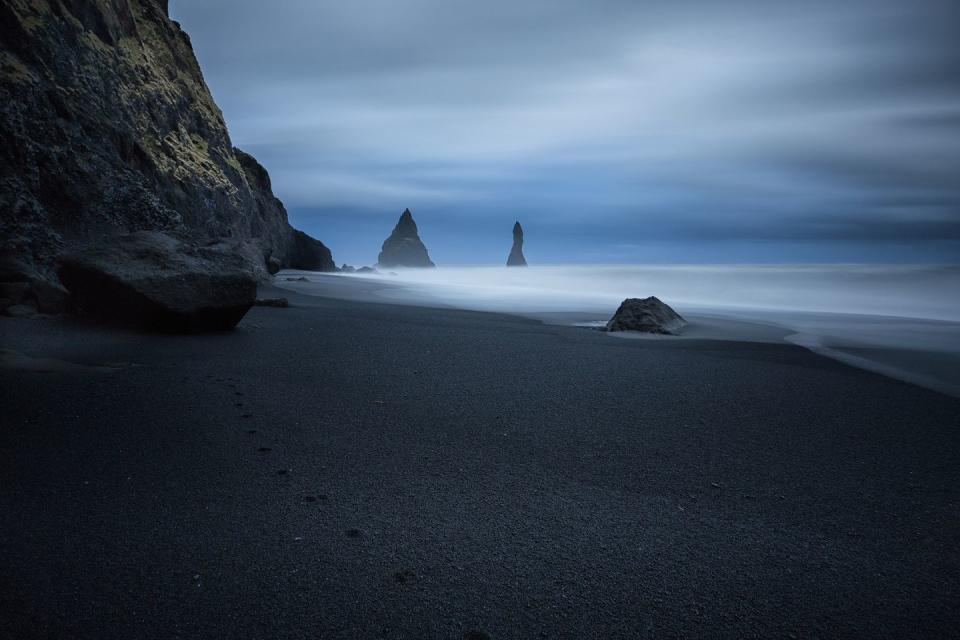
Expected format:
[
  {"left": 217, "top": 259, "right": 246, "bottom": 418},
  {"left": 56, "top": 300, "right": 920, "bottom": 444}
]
[{"left": 330, "top": 264, "right": 960, "bottom": 396}]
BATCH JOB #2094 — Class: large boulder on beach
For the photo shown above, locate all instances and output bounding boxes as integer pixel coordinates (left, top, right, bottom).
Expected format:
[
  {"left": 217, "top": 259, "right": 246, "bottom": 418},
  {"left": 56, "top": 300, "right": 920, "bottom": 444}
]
[
  {"left": 606, "top": 297, "right": 686, "bottom": 334},
  {"left": 57, "top": 231, "right": 258, "bottom": 332},
  {"left": 507, "top": 221, "right": 527, "bottom": 266},
  {"left": 377, "top": 209, "right": 435, "bottom": 268}
]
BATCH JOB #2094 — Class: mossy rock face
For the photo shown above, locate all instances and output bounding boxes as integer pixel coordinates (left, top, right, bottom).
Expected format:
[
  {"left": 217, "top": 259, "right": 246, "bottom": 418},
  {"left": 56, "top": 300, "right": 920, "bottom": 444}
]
[{"left": 0, "top": 0, "right": 334, "bottom": 282}]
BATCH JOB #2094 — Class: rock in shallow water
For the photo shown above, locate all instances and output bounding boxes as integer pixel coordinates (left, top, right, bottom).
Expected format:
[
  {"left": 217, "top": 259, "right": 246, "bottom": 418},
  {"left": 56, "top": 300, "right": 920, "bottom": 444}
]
[
  {"left": 58, "top": 231, "right": 257, "bottom": 332},
  {"left": 605, "top": 296, "right": 686, "bottom": 334}
]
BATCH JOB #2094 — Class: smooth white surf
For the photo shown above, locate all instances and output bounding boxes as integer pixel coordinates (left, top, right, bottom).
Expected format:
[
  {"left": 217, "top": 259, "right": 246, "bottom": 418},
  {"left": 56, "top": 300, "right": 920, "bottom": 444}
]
[
  {"left": 354, "top": 264, "right": 959, "bottom": 320},
  {"left": 334, "top": 264, "right": 960, "bottom": 396}
]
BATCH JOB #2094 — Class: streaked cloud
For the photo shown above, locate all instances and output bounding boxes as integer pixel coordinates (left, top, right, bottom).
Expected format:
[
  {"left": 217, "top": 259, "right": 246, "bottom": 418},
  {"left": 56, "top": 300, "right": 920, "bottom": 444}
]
[{"left": 171, "top": 0, "right": 960, "bottom": 263}]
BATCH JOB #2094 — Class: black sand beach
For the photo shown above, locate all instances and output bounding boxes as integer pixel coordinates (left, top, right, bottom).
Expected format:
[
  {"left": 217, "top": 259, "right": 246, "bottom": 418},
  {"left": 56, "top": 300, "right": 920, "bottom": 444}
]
[{"left": 2, "top": 284, "right": 959, "bottom": 639}]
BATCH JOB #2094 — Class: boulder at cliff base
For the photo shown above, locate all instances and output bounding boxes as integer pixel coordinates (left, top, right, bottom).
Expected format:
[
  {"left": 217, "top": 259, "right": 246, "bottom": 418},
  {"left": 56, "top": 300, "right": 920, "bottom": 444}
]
[{"left": 58, "top": 232, "right": 258, "bottom": 333}]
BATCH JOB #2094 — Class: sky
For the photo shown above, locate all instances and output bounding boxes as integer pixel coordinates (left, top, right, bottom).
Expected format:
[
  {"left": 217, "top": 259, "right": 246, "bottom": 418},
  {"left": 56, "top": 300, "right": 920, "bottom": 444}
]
[{"left": 170, "top": 0, "right": 960, "bottom": 265}]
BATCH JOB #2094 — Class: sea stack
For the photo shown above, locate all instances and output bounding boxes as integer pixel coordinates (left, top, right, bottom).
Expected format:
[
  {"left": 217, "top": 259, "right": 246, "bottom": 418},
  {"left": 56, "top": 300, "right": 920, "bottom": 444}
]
[
  {"left": 507, "top": 221, "right": 528, "bottom": 267},
  {"left": 377, "top": 209, "right": 435, "bottom": 268}
]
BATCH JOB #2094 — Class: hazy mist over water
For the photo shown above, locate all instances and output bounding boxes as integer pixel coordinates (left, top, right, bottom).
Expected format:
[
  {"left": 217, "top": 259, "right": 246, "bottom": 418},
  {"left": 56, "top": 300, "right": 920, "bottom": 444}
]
[
  {"left": 314, "top": 264, "right": 960, "bottom": 395},
  {"left": 360, "top": 264, "right": 960, "bottom": 322}
]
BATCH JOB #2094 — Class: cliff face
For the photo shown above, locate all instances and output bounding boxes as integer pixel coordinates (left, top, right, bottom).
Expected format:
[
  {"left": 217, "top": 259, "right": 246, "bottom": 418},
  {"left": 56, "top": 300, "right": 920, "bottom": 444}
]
[{"left": 0, "top": 0, "right": 334, "bottom": 278}]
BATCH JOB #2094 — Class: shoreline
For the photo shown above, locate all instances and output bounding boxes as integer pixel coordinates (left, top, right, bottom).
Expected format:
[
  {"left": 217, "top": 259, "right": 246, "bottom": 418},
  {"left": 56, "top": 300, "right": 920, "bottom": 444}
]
[{"left": 274, "top": 270, "right": 960, "bottom": 397}]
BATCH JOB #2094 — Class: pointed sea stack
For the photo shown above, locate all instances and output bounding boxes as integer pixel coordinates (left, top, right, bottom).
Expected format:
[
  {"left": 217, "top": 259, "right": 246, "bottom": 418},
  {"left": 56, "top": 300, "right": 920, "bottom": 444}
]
[
  {"left": 507, "top": 221, "right": 527, "bottom": 266},
  {"left": 377, "top": 209, "right": 435, "bottom": 268}
]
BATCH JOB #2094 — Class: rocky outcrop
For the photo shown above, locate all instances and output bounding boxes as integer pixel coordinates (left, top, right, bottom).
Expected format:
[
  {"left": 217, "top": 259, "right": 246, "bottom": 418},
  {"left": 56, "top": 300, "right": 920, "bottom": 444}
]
[
  {"left": 507, "top": 221, "right": 527, "bottom": 266},
  {"left": 377, "top": 209, "right": 435, "bottom": 268},
  {"left": 605, "top": 297, "right": 687, "bottom": 334},
  {"left": 287, "top": 230, "right": 334, "bottom": 272},
  {"left": 0, "top": 0, "right": 335, "bottom": 301},
  {"left": 266, "top": 256, "right": 281, "bottom": 275},
  {"left": 58, "top": 231, "right": 258, "bottom": 332}
]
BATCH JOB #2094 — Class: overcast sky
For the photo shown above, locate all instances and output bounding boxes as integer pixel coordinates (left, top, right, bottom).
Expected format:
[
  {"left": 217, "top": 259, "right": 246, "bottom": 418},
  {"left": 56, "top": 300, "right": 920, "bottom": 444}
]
[{"left": 171, "top": 0, "right": 960, "bottom": 265}]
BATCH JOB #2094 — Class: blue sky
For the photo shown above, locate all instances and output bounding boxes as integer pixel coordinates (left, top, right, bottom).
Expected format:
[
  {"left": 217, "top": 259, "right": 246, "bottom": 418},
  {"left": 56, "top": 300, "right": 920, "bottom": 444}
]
[{"left": 171, "top": 0, "right": 960, "bottom": 265}]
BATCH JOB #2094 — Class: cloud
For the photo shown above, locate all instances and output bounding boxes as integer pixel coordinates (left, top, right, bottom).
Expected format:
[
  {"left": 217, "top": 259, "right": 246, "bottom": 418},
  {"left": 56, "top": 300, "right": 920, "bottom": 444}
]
[{"left": 171, "top": 0, "right": 960, "bottom": 262}]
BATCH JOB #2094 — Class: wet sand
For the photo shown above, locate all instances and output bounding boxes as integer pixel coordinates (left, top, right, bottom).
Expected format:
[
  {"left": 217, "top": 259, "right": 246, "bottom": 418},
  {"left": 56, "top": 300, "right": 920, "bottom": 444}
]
[{"left": 276, "top": 272, "right": 960, "bottom": 397}]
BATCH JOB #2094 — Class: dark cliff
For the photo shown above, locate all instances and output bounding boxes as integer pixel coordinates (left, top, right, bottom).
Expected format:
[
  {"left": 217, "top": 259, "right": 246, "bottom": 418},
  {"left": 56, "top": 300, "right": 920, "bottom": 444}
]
[{"left": 0, "top": 0, "right": 334, "bottom": 280}]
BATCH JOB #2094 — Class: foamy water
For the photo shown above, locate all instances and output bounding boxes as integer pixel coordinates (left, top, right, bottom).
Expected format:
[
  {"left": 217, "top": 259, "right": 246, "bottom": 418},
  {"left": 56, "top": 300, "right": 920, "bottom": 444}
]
[
  {"left": 357, "top": 264, "right": 960, "bottom": 320},
  {"left": 325, "top": 264, "right": 960, "bottom": 396}
]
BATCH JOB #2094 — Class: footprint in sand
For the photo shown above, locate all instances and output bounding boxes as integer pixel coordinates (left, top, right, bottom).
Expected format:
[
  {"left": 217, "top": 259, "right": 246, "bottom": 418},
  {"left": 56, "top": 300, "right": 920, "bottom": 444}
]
[{"left": 393, "top": 570, "right": 415, "bottom": 584}]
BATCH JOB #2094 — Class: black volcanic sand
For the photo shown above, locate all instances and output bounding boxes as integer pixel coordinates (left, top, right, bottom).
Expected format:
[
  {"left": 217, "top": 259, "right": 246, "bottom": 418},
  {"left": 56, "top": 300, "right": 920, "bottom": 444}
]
[{"left": 1, "top": 287, "right": 959, "bottom": 639}]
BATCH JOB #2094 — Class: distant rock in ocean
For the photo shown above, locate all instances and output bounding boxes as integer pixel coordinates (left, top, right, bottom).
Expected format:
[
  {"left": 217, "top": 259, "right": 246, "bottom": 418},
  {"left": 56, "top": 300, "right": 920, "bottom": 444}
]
[
  {"left": 507, "top": 221, "right": 527, "bottom": 267},
  {"left": 377, "top": 209, "right": 435, "bottom": 268},
  {"left": 606, "top": 297, "right": 686, "bottom": 334}
]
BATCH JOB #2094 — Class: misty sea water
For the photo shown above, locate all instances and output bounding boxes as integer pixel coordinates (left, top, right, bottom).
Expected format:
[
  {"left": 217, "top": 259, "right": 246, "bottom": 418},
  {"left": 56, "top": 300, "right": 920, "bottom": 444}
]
[{"left": 327, "top": 264, "right": 960, "bottom": 396}]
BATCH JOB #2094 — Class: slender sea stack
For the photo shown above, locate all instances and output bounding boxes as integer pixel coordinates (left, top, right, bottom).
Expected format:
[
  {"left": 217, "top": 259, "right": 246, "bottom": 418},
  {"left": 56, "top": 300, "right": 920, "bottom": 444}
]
[
  {"left": 507, "top": 221, "right": 527, "bottom": 266},
  {"left": 377, "top": 209, "right": 435, "bottom": 268}
]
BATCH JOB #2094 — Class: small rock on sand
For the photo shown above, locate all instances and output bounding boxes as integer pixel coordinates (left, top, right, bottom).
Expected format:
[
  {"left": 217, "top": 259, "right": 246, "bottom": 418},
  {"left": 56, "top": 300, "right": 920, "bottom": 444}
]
[{"left": 605, "top": 296, "right": 686, "bottom": 334}]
